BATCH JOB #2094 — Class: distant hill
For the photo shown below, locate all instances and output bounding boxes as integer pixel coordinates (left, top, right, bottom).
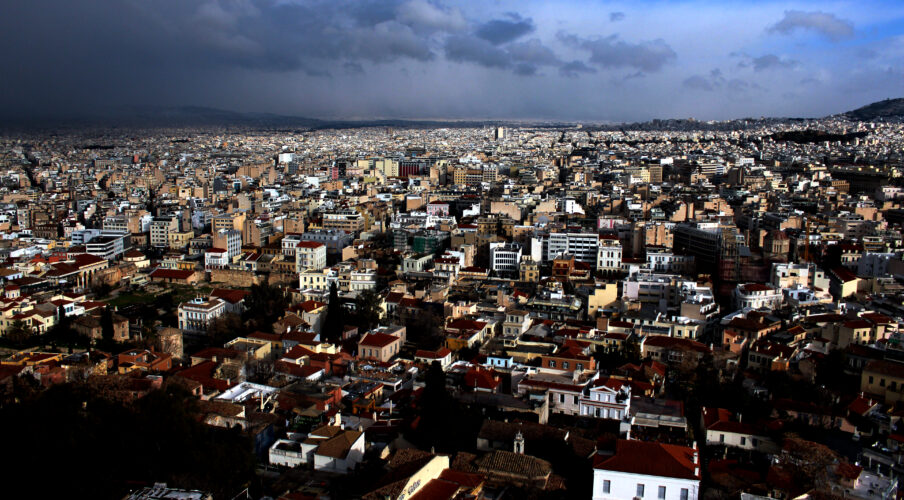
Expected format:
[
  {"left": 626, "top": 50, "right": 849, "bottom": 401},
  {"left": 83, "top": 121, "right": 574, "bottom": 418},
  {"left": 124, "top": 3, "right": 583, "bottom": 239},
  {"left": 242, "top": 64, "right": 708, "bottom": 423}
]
[
  {"left": 1, "top": 105, "right": 572, "bottom": 131},
  {"left": 841, "top": 98, "right": 904, "bottom": 121}
]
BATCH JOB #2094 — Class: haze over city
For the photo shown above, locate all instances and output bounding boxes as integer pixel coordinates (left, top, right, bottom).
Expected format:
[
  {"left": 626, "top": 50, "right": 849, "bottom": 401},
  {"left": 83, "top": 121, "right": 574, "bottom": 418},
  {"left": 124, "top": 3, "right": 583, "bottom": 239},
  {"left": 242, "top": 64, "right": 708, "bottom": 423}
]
[{"left": 2, "top": 0, "right": 903, "bottom": 122}]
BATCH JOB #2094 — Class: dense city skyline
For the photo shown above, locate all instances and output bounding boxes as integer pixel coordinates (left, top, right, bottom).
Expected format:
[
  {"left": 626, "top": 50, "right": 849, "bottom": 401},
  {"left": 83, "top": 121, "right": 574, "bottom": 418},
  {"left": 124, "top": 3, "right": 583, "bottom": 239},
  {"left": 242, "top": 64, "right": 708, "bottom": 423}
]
[{"left": 2, "top": 1, "right": 903, "bottom": 122}]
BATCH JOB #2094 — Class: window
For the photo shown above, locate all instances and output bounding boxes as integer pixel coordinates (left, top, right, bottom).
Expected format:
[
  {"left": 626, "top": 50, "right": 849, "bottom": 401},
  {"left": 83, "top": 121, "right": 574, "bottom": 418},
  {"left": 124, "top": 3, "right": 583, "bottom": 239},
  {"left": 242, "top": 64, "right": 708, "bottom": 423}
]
[
  {"left": 637, "top": 484, "right": 645, "bottom": 498},
  {"left": 658, "top": 486, "right": 666, "bottom": 499},
  {"left": 603, "top": 480, "right": 610, "bottom": 494},
  {"left": 549, "top": 360, "right": 556, "bottom": 368},
  {"left": 559, "top": 393, "right": 565, "bottom": 404},
  {"left": 719, "top": 434, "right": 724, "bottom": 443},
  {"left": 869, "top": 375, "right": 874, "bottom": 384},
  {"left": 881, "top": 378, "right": 886, "bottom": 387},
  {"left": 680, "top": 488, "right": 689, "bottom": 500},
  {"left": 563, "top": 361, "right": 569, "bottom": 370},
  {"left": 740, "top": 437, "right": 746, "bottom": 446}
]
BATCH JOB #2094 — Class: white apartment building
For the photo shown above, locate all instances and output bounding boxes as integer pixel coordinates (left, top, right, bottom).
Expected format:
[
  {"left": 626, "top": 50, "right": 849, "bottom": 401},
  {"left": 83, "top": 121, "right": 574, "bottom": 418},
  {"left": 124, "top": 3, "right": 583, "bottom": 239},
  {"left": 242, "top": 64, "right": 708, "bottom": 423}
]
[
  {"left": 646, "top": 250, "right": 695, "bottom": 275},
  {"left": 205, "top": 248, "right": 229, "bottom": 270},
  {"left": 597, "top": 236, "right": 623, "bottom": 271},
  {"left": 771, "top": 262, "right": 829, "bottom": 290},
  {"left": 733, "top": 283, "right": 783, "bottom": 310},
  {"left": 301, "top": 229, "right": 354, "bottom": 254},
  {"left": 295, "top": 241, "right": 327, "bottom": 272},
  {"left": 490, "top": 242, "right": 522, "bottom": 273},
  {"left": 580, "top": 379, "right": 631, "bottom": 420},
  {"left": 622, "top": 273, "right": 692, "bottom": 311},
  {"left": 433, "top": 255, "right": 461, "bottom": 279},
  {"left": 213, "top": 229, "right": 242, "bottom": 260},
  {"left": 282, "top": 234, "right": 303, "bottom": 258},
  {"left": 350, "top": 269, "right": 377, "bottom": 291},
  {"left": 546, "top": 232, "right": 599, "bottom": 266},
  {"left": 150, "top": 217, "right": 178, "bottom": 248},
  {"left": 85, "top": 232, "right": 129, "bottom": 260},
  {"left": 103, "top": 215, "right": 129, "bottom": 233},
  {"left": 502, "top": 309, "right": 531, "bottom": 337},
  {"left": 178, "top": 297, "right": 227, "bottom": 334}
]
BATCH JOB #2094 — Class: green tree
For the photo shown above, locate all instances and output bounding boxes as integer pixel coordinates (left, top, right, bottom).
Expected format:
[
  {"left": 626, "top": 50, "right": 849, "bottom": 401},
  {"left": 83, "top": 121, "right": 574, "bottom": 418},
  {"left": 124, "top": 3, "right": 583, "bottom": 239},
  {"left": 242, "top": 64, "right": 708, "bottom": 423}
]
[
  {"left": 417, "top": 361, "right": 456, "bottom": 451},
  {"left": 353, "top": 289, "right": 382, "bottom": 332},
  {"left": 101, "top": 307, "right": 115, "bottom": 346},
  {"left": 620, "top": 337, "right": 642, "bottom": 364},
  {"left": 206, "top": 313, "right": 245, "bottom": 346},
  {"left": 241, "top": 283, "right": 288, "bottom": 333},
  {"left": 48, "top": 305, "right": 79, "bottom": 352},
  {"left": 92, "top": 282, "right": 112, "bottom": 299},
  {"left": 321, "top": 282, "right": 344, "bottom": 344},
  {"left": 7, "top": 319, "right": 32, "bottom": 346}
]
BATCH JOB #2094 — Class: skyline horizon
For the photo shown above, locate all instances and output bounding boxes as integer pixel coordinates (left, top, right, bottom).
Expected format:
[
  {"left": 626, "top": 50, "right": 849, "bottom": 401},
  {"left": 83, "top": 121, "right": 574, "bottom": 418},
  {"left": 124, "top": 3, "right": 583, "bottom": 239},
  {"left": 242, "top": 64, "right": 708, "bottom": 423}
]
[{"left": 4, "top": 96, "right": 898, "bottom": 128}]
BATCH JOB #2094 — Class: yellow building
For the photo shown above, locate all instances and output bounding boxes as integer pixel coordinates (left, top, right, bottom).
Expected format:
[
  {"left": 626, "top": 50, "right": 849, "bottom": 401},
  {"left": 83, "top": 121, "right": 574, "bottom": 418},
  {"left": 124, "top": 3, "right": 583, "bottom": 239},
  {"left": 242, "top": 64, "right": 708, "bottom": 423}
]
[
  {"left": 587, "top": 283, "right": 618, "bottom": 317},
  {"left": 862, "top": 360, "right": 904, "bottom": 404}
]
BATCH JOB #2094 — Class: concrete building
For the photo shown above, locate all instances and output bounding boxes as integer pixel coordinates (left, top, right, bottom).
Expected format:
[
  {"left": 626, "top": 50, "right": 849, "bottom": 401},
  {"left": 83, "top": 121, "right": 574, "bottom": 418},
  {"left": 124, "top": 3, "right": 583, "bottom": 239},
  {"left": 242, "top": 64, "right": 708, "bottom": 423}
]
[
  {"left": 490, "top": 242, "right": 522, "bottom": 274},
  {"left": 150, "top": 217, "right": 179, "bottom": 249},
  {"left": 733, "top": 283, "right": 783, "bottom": 310},
  {"left": 546, "top": 231, "right": 599, "bottom": 266}
]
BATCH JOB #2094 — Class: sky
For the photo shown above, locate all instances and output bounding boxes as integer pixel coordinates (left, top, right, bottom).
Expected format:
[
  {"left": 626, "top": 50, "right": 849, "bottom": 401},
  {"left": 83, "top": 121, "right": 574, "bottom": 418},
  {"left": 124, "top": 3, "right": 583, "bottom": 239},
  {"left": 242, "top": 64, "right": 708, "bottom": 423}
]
[{"left": 1, "top": 0, "right": 903, "bottom": 123}]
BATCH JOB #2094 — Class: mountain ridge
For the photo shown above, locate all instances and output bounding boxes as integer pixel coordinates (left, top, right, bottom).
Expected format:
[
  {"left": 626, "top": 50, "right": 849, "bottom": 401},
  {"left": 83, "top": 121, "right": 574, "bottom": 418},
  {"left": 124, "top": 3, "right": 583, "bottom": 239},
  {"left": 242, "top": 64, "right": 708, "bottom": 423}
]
[{"left": 3, "top": 98, "right": 903, "bottom": 131}]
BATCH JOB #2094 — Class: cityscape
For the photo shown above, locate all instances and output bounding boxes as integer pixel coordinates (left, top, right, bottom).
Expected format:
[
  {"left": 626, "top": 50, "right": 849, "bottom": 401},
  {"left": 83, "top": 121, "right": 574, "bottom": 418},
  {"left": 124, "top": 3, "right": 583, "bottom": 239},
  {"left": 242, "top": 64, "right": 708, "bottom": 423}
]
[{"left": 2, "top": 2, "right": 904, "bottom": 500}]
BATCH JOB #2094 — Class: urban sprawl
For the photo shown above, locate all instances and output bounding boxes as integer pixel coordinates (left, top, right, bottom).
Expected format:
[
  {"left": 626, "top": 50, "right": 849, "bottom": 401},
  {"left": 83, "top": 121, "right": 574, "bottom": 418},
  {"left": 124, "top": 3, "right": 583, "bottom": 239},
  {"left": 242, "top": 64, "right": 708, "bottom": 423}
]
[{"left": 2, "top": 118, "right": 904, "bottom": 499}]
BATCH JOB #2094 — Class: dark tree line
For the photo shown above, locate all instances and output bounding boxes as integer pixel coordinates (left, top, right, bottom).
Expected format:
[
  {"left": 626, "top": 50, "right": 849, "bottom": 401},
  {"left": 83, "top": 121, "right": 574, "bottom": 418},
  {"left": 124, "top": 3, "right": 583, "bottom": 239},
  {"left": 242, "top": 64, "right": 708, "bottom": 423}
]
[{"left": 0, "top": 381, "right": 256, "bottom": 498}]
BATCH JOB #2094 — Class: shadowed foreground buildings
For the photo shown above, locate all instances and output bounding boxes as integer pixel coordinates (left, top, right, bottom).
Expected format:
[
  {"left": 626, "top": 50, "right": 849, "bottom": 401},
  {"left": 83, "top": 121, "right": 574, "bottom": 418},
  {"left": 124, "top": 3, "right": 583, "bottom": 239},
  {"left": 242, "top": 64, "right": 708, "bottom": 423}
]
[{"left": 1, "top": 115, "right": 904, "bottom": 498}]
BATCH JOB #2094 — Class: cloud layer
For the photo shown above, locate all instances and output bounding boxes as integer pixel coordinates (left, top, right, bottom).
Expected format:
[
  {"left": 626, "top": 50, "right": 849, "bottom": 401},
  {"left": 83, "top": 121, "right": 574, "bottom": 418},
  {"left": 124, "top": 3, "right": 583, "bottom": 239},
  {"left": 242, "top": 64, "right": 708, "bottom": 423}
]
[
  {"left": 0, "top": 0, "right": 901, "bottom": 122},
  {"left": 768, "top": 10, "right": 855, "bottom": 41}
]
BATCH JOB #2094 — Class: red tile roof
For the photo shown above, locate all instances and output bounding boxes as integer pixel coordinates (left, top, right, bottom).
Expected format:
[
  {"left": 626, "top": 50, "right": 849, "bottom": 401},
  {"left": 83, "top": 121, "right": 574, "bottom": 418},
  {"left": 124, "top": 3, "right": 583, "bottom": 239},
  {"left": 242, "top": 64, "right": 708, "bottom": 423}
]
[
  {"left": 210, "top": 288, "right": 249, "bottom": 304},
  {"left": 593, "top": 439, "right": 700, "bottom": 480},
  {"left": 149, "top": 269, "right": 195, "bottom": 280},
  {"left": 359, "top": 332, "right": 400, "bottom": 348}
]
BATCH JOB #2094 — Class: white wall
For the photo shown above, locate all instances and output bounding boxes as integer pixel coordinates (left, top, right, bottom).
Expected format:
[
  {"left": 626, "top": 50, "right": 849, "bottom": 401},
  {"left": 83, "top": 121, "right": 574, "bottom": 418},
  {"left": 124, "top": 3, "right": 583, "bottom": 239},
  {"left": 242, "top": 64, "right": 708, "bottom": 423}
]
[
  {"left": 593, "top": 469, "right": 699, "bottom": 500},
  {"left": 705, "top": 430, "right": 777, "bottom": 453}
]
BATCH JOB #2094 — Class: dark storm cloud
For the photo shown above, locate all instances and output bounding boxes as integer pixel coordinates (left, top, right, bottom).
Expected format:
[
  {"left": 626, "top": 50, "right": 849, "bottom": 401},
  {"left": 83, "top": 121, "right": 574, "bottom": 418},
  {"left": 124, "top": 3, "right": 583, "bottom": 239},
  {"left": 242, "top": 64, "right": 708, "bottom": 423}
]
[
  {"left": 559, "top": 32, "right": 677, "bottom": 72},
  {"left": 444, "top": 36, "right": 513, "bottom": 68},
  {"left": 444, "top": 35, "right": 565, "bottom": 76},
  {"left": 768, "top": 10, "right": 854, "bottom": 41},
  {"left": 682, "top": 71, "right": 758, "bottom": 96},
  {"left": 0, "top": 0, "right": 898, "bottom": 122},
  {"left": 475, "top": 14, "right": 536, "bottom": 45},
  {"left": 751, "top": 54, "right": 799, "bottom": 72},
  {"left": 683, "top": 75, "right": 717, "bottom": 91},
  {"left": 507, "top": 40, "right": 562, "bottom": 67},
  {"left": 682, "top": 69, "right": 729, "bottom": 92},
  {"left": 559, "top": 60, "right": 597, "bottom": 78}
]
